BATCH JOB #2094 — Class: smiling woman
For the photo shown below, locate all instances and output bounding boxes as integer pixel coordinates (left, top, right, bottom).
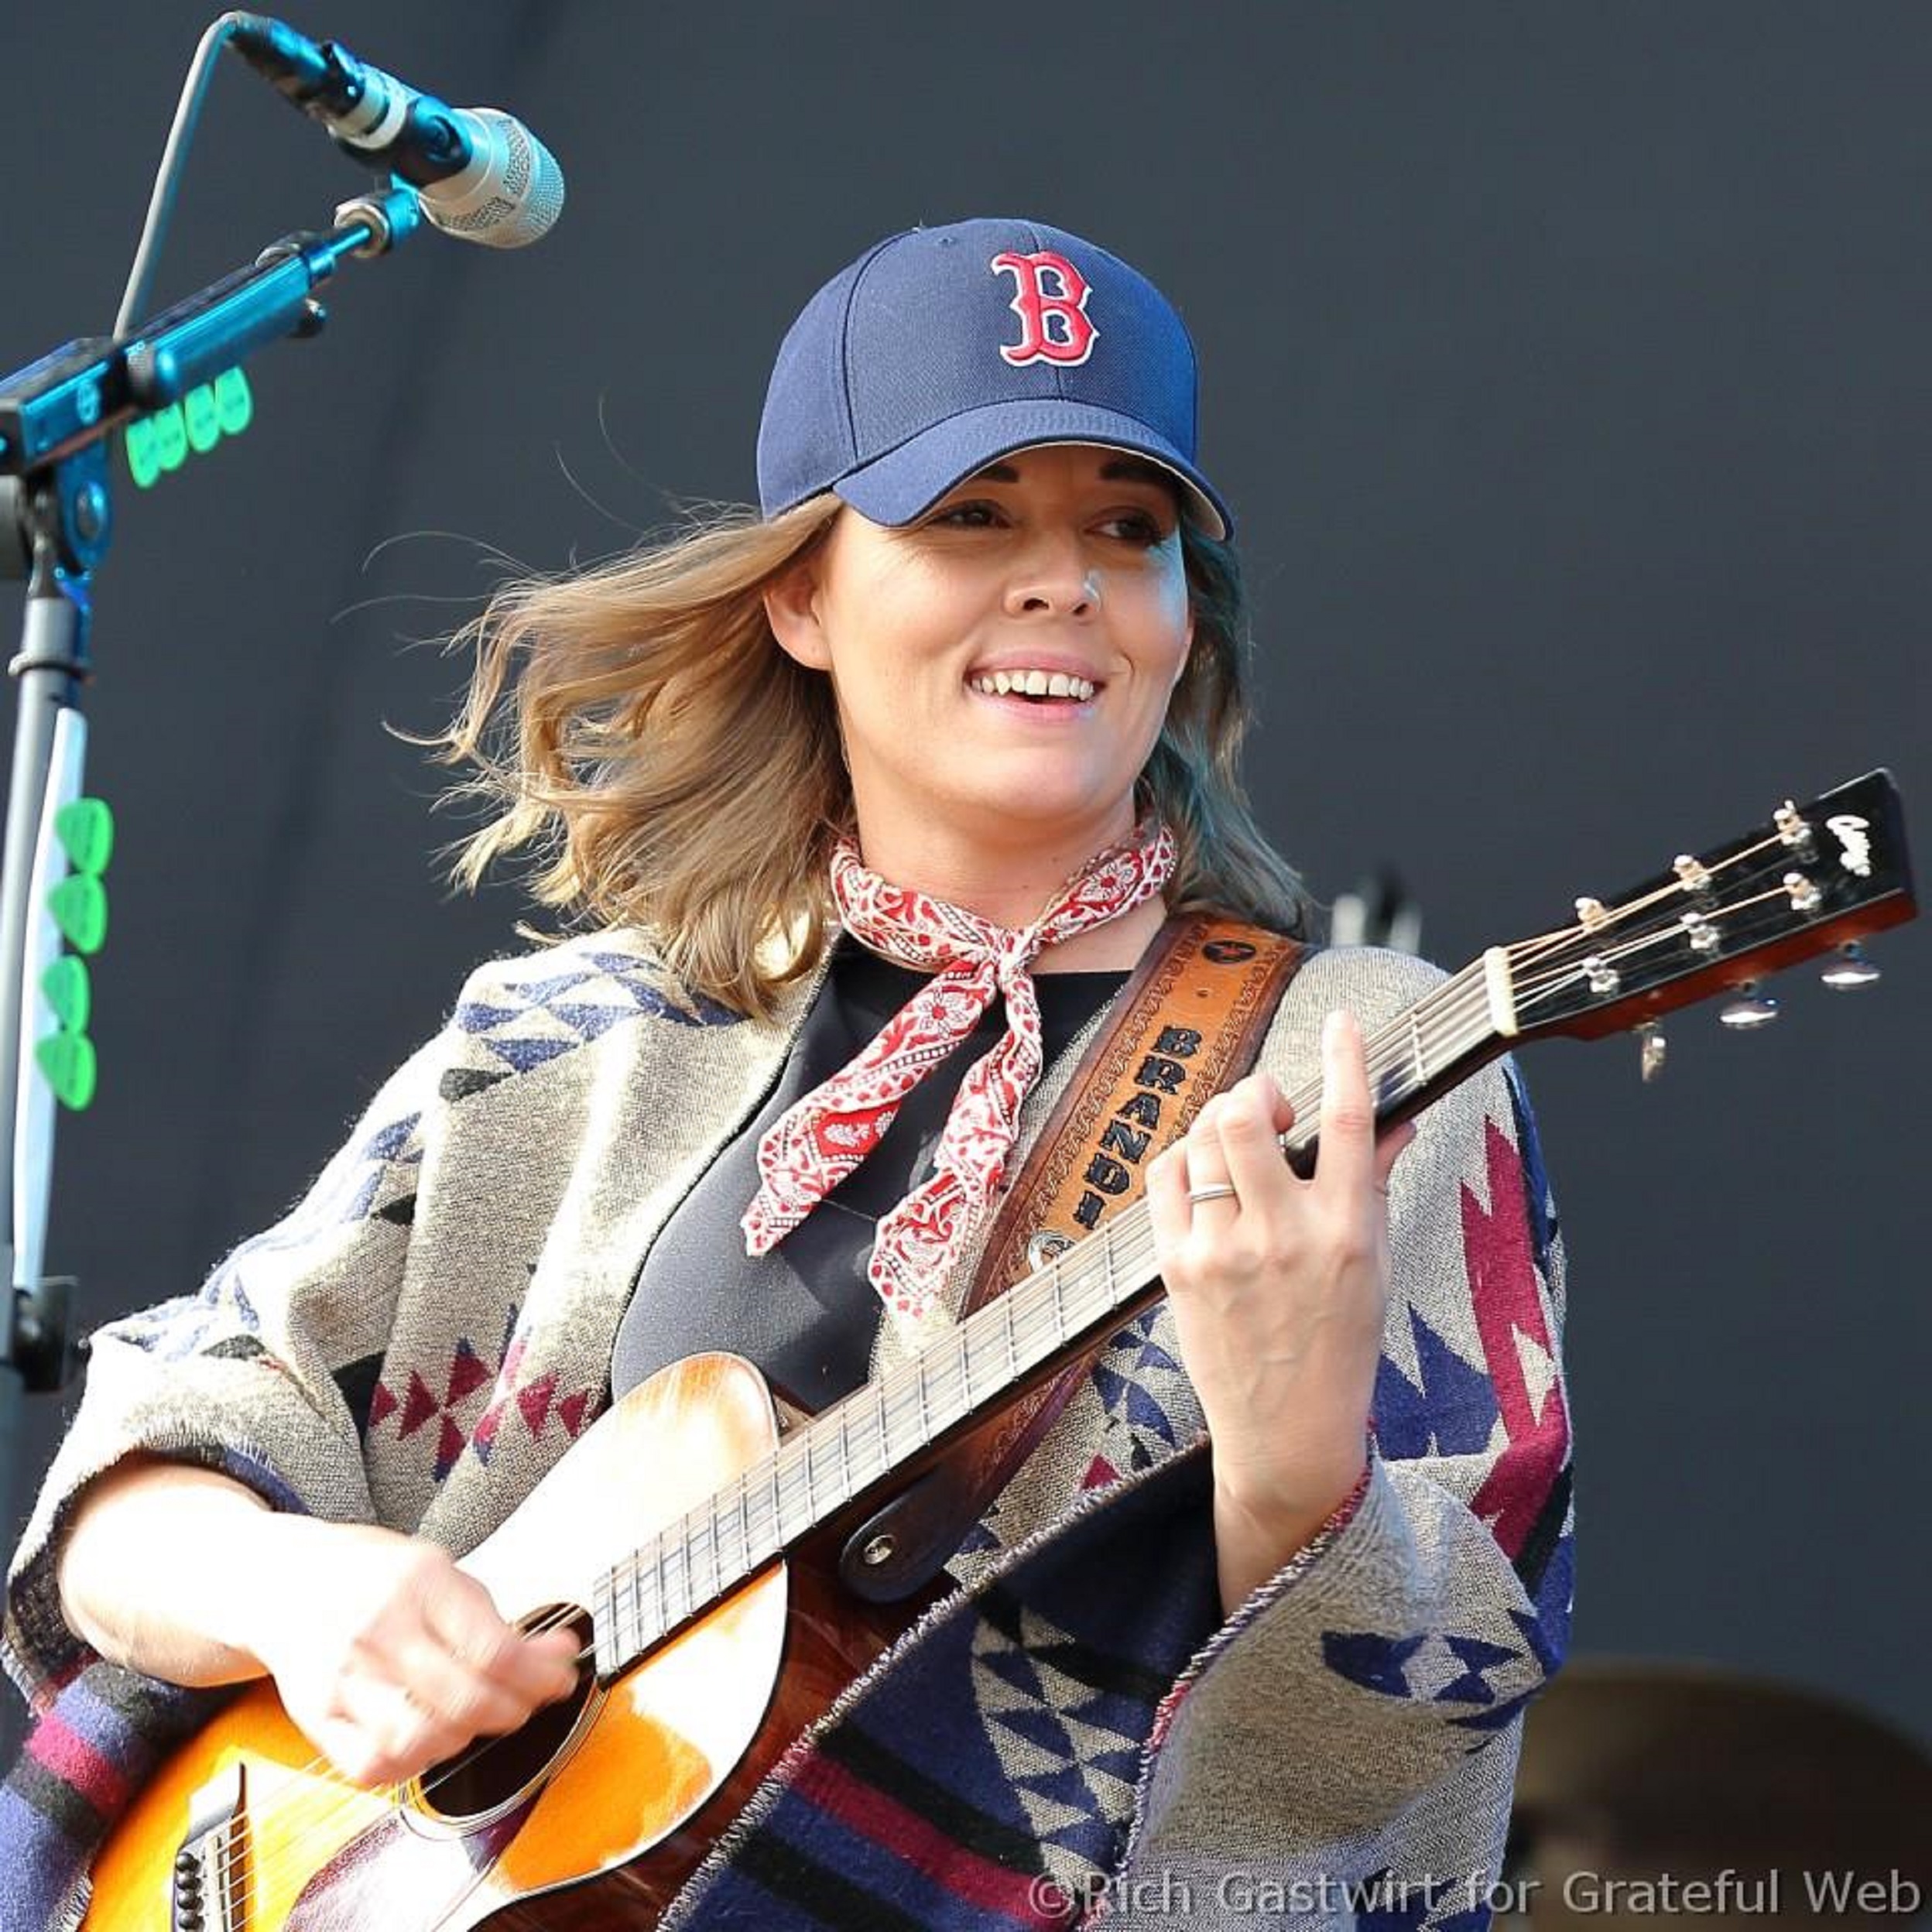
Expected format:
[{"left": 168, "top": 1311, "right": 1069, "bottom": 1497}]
[{"left": 5, "top": 218, "right": 1572, "bottom": 1932}]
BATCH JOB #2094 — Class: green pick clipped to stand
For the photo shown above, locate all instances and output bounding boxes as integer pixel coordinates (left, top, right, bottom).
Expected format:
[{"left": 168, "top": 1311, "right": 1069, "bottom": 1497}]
[
  {"left": 214, "top": 367, "right": 253, "bottom": 434},
  {"left": 48, "top": 876, "right": 106, "bottom": 954},
  {"left": 152, "top": 403, "right": 187, "bottom": 473},
  {"left": 36, "top": 1033, "right": 97, "bottom": 1112},
  {"left": 56, "top": 798, "right": 114, "bottom": 875},
  {"left": 125, "top": 416, "right": 159, "bottom": 488},
  {"left": 184, "top": 385, "right": 220, "bottom": 453},
  {"left": 41, "top": 796, "right": 115, "bottom": 1109},
  {"left": 41, "top": 956, "right": 90, "bottom": 1033}
]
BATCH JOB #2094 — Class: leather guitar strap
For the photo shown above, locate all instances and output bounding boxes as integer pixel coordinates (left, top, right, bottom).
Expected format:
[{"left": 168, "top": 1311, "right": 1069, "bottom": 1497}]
[{"left": 837, "top": 912, "right": 1308, "bottom": 1600}]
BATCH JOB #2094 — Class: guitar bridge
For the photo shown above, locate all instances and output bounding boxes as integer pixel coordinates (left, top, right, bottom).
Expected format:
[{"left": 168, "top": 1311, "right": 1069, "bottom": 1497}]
[{"left": 173, "top": 1763, "right": 249, "bottom": 1931}]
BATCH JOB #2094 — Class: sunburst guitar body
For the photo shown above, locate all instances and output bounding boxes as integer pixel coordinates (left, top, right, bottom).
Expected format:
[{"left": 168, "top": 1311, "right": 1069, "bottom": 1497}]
[{"left": 81, "top": 1354, "right": 923, "bottom": 1930}]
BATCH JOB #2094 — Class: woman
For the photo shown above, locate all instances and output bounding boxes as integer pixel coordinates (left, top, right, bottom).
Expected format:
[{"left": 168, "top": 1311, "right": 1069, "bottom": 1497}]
[{"left": 5, "top": 219, "right": 1571, "bottom": 1928}]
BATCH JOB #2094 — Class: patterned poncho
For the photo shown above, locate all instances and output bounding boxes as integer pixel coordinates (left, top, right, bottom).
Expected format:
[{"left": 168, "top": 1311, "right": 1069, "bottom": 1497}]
[{"left": 2, "top": 936, "right": 1572, "bottom": 1931}]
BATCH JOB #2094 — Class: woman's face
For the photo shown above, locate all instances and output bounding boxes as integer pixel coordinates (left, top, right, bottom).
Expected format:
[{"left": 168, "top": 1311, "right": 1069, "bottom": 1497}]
[{"left": 766, "top": 443, "right": 1194, "bottom": 875}]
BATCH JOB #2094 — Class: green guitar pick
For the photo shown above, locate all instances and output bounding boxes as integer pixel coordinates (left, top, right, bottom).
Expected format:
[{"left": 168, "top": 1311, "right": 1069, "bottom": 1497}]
[
  {"left": 40, "top": 955, "right": 90, "bottom": 1032},
  {"left": 124, "top": 417, "right": 160, "bottom": 489},
  {"left": 49, "top": 874, "right": 106, "bottom": 954},
  {"left": 36, "top": 1030, "right": 96, "bottom": 1111},
  {"left": 55, "top": 798, "right": 114, "bottom": 875},
  {"left": 152, "top": 402, "right": 187, "bottom": 471},
  {"left": 214, "top": 367, "right": 253, "bottom": 435},
  {"left": 184, "top": 384, "right": 221, "bottom": 454}
]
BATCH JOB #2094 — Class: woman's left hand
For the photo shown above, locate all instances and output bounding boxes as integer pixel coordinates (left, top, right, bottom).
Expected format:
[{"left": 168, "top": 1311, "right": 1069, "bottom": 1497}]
[{"left": 1146, "top": 1009, "right": 1414, "bottom": 1608}]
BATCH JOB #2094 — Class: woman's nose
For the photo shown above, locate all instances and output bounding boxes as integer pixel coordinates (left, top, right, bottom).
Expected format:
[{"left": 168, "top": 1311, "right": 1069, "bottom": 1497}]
[{"left": 1002, "top": 532, "right": 1100, "bottom": 618}]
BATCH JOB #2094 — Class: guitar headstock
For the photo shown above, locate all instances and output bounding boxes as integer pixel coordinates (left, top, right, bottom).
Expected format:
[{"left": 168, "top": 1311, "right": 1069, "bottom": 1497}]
[{"left": 1498, "top": 771, "right": 1916, "bottom": 1044}]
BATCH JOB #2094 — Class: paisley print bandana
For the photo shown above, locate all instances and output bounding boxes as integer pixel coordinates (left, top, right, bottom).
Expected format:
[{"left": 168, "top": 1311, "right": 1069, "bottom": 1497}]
[{"left": 742, "top": 820, "right": 1176, "bottom": 1321}]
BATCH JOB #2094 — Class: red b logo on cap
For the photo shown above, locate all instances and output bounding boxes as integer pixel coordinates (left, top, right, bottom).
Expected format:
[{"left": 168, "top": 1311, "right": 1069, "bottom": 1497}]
[{"left": 991, "top": 250, "right": 1098, "bottom": 367}]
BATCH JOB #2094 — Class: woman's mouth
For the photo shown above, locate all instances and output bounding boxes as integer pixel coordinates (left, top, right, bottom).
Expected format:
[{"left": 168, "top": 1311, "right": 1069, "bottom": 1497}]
[{"left": 968, "top": 669, "right": 1098, "bottom": 704}]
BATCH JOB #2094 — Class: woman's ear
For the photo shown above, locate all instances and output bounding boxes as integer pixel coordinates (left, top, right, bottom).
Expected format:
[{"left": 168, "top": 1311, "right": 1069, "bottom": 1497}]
[{"left": 763, "top": 555, "right": 832, "bottom": 671}]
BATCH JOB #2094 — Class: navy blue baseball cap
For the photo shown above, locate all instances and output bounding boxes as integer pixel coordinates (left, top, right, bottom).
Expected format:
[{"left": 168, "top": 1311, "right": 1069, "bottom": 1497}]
[{"left": 756, "top": 218, "right": 1231, "bottom": 540}]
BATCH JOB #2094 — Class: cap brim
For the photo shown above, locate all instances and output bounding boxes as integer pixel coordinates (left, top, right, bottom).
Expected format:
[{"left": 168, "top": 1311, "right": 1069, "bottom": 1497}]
[{"left": 831, "top": 399, "right": 1231, "bottom": 542}]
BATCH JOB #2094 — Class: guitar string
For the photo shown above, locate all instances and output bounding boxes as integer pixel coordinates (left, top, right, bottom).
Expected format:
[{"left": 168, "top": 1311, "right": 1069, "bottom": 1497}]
[
  {"left": 1493, "top": 834, "right": 1804, "bottom": 1024},
  {"left": 1509, "top": 880, "right": 1807, "bottom": 1019},
  {"left": 1501, "top": 829, "right": 1792, "bottom": 977},
  {"left": 205, "top": 824, "right": 1814, "bottom": 1904}
]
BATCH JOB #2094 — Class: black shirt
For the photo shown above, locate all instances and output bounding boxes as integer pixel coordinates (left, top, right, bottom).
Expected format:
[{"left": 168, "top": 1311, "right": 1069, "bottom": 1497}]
[{"left": 609, "top": 937, "right": 1123, "bottom": 1411}]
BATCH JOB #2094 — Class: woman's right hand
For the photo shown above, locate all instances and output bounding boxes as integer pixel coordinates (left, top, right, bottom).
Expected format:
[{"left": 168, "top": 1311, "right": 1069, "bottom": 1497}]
[
  {"left": 58, "top": 1461, "right": 581, "bottom": 1790},
  {"left": 243, "top": 1516, "right": 582, "bottom": 1788}
]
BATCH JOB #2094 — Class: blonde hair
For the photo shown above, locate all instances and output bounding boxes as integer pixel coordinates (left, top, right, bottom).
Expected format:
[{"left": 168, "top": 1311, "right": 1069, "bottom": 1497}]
[{"left": 437, "top": 495, "right": 1311, "bottom": 1018}]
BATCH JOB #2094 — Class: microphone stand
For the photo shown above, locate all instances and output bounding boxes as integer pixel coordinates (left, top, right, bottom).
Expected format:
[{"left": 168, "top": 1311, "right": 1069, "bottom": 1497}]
[{"left": 0, "top": 183, "right": 420, "bottom": 1566}]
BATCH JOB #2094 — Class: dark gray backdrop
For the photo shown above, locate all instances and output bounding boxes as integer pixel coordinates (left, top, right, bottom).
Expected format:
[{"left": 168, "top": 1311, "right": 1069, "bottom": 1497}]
[{"left": 3, "top": 1, "right": 1927, "bottom": 1772}]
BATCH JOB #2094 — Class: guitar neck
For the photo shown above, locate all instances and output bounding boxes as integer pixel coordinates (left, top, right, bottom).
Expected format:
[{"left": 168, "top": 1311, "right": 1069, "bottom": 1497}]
[{"left": 589, "top": 959, "right": 1510, "bottom": 1680}]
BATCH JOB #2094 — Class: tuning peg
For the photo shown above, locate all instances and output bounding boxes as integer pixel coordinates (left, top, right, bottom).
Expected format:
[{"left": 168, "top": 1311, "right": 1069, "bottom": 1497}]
[
  {"left": 1821, "top": 943, "right": 1882, "bottom": 991},
  {"left": 1719, "top": 984, "right": 1780, "bottom": 1029},
  {"left": 1638, "top": 1024, "right": 1667, "bottom": 1083},
  {"left": 1775, "top": 800, "right": 1816, "bottom": 858}
]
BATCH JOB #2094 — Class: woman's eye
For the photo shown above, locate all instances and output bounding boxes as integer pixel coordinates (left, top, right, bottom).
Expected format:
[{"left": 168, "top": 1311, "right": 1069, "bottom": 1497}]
[
  {"left": 1102, "top": 509, "right": 1172, "bottom": 546},
  {"left": 931, "top": 500, "right": 1002, "bottom": 528}
]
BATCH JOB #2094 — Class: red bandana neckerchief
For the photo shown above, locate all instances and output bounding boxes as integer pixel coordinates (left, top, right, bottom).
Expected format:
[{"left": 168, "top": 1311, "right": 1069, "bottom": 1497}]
[{"left": 741, "top": 820, "right": 1177, "bottom": 1323}]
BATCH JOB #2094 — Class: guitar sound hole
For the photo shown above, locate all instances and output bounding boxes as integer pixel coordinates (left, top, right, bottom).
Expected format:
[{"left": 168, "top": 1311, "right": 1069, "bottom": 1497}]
[{"left": 414, "top": 1608, "right": 597, "bottom": 1824}]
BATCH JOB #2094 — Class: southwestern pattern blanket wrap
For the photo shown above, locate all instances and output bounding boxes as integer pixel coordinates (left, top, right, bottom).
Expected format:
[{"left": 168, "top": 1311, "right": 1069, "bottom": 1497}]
[{"left": 1, "top": 937, "right": 1571, "bottom": 1932}]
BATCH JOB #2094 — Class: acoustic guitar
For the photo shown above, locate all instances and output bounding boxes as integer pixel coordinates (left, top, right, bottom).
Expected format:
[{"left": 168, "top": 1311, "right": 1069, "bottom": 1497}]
[{"left": 80, "top": 771, "right": 1914, "bottom": 1930}]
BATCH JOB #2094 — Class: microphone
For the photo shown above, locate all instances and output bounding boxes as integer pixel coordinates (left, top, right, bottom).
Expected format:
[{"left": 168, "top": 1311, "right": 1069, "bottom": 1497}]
[{"left": 226, "top": 14, "right": 564, "bottom": 248}]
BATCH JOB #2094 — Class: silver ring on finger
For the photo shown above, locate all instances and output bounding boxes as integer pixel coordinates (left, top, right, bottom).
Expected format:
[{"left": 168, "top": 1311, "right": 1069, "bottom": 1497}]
[{"left": 1187, "top": 1182, "right": 1238, "bottom": 1206}]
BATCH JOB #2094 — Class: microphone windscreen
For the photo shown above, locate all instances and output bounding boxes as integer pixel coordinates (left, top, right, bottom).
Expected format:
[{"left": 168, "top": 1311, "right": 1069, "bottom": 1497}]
[{"left": 420, "top": 110, "right": 565, "bottom": 249}]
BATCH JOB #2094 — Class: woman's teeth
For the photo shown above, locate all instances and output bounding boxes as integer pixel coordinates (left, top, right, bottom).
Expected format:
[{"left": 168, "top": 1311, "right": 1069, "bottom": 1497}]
[{"left": 970, "top": 670, "right": 1096, "bottom": 701}]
